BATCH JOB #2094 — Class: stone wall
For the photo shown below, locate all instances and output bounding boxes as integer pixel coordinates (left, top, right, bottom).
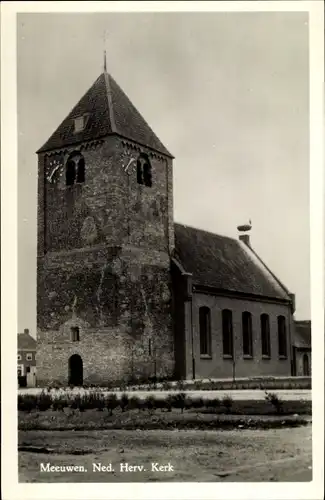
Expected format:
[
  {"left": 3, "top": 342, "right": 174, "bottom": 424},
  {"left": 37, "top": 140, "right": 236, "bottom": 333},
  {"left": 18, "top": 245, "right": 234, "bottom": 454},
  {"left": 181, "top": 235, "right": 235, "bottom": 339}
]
[
  {"left": 36, "top": 136, "right": 175, "bottom": 385},
  {"left": 38, "top": 137, "right": 174, "bottom": 255}
]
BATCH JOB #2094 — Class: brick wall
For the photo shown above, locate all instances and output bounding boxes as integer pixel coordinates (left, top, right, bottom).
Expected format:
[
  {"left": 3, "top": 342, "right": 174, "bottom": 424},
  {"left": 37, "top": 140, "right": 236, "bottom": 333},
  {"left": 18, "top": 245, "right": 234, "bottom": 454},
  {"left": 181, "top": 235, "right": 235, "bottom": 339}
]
[
  {"left": 18, "top": 351, "right": 36, "bottom": 374},
  {"left": 182, "top": 292, "right": 293, "bottom": 380},
  {"left": 294, "top": 349, "right": 311, "bottom": 377}
]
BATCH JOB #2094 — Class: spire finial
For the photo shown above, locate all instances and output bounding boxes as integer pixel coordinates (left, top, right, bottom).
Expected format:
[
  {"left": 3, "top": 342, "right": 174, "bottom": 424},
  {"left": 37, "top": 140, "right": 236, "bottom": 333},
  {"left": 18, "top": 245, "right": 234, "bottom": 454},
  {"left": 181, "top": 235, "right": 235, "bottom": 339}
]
[
  {"left": 104, "top": 50, "right": 107, "bottom": 72},
  {"left": 103, "top": 29, "right": 108, "bottom": 73}
]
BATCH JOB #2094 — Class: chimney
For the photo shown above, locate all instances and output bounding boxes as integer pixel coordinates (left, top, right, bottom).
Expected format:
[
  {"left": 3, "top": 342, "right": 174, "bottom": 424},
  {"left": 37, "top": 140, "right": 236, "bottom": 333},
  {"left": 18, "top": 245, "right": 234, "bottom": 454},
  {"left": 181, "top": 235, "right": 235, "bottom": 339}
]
[
  {"left": 24, "top": 328, "right": 29, "bottom": 335},
  {"left": 239, "top": 234, "right": 250, "bottom": 246},
  {"left": 237, "top": 221, "right": 252, "bottom": 247},
  {"left": 289, "top": 293, "right": 296, "bottom": 313}
]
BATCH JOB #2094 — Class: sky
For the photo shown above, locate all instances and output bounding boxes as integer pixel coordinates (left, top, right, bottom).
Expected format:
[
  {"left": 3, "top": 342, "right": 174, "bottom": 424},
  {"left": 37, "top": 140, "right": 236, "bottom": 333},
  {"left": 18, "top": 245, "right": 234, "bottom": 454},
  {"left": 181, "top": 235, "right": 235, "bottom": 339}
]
[{"left": 17, "top": 11, "right": 310, "bottom": 337}]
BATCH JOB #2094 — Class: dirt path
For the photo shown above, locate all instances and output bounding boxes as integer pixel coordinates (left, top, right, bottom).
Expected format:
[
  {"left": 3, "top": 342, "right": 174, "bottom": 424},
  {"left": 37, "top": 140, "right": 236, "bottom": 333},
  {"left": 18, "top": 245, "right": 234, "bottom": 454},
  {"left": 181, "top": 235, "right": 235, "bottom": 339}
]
[{"left": 19, "top": 425, "right": 312, "bottom": 482}]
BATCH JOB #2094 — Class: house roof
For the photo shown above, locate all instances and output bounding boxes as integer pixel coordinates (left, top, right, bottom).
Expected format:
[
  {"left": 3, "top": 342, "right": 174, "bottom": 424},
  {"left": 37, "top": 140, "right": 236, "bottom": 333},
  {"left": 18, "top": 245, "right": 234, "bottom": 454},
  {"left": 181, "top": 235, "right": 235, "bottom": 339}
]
[
  {"left": 173, "top": 223, "right": 291, "bottom": 301},
  {"left": 18, "top": 333, "right": 36, "bottom": 350},
  {"left": 293, "top": 320, "right": 311, "bottom": 348},
  {"left": 37, "top": 72, "right": 172, "bottom": 157}
]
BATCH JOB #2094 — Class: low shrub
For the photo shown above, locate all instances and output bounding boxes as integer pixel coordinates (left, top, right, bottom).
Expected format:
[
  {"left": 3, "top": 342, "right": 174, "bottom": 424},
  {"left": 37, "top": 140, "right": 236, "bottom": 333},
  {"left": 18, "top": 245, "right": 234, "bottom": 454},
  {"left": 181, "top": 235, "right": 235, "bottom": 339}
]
[
  {"left": 162, "top": 380, "right": 172, "bottom": 391},
  {"left": 171, "top": 392, "right": 187, "bottom": 413},
  {"left": 128, "top": 396, "right": 141, "bottom": 410},
  {"left": 193, "top": 380, "right": 203, "bottom": 390},
  {"left": 191, "top": 397, "right": 205, "bottom": 410},
  {"left": 145, "top": 395, "right": 157, "bottom": 413},
  {"left": 105, "top": 393, "right": 118, "bottom": 415},
  {"left": 87, "top": 392, "right": 105, "bottom": 410},
  {"left": 176, "top": 379, "right": 185, "bottom": 391},
  {"left": 36, "top": 391, "right": 52, "bottom": 411},
  {"left": 120, "top": 393, "right": 129, "bottom": 412},
  {"left": 18, "top": 394, "right": 36, "bottom": 412},
  {"left": 154, "top": 397, "right": 167, "bottom": 411},
  {"left": 184, "top": 396, "right": 194, "bottom": 410},
  {"left": 52, "top": 395, "right": 68, "bottom": 411},
  {"left": 95, "top": 395, "right": 106, "bottom": 412},
  {"left": 265, "top": 391, "right": 283, "bottom": 414},
  {"left": 208, "top": 397, "right": 221, "bottom": 409},
  {"left": 69, "top": 394, "right": 93, "bottom": 412},
  {"left": 165, "top": 394, "right": 174, "bottom": 412},
  {"left": 222, "top": 395, "right": 233, "bottom": 413}
]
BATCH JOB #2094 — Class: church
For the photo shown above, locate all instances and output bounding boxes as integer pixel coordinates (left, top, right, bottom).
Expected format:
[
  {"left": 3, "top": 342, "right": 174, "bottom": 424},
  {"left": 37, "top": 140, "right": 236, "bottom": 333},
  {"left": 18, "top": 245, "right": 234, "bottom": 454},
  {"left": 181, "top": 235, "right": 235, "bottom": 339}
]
[{"left": 36, "top": 65, "right": 295, "bottom": 386}]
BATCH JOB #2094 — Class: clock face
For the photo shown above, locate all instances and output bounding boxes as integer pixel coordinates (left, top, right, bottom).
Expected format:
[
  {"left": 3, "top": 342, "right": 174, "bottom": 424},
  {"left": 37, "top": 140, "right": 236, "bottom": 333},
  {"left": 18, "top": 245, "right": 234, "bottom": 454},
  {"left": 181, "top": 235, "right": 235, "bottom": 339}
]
[
  {"left": 46, "top": 156, "right": 64, "bottom": 184},
  {"left": 120, "top": 150, "right": 137, "bottom": 175}
]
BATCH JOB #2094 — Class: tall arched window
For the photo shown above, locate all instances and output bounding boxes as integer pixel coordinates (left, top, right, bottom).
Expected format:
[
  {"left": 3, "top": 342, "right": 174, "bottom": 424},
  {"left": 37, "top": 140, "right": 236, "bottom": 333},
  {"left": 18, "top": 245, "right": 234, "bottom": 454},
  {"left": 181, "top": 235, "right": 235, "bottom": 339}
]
[
  {"left": 136, "top": 153, "right": 152, "bottom": 187},
  {"left": 222, "top": 309, "right": 233, "bottom": 357},
  {"left": 66, "top": 153, "right": 85, "bottom": 186},
  {"left": 261, "top": 313, "right": 271, "bottom": 357},
  {"left": 242, "top": 311, "right": 253, "bottom": 357},
  {"left": 277, "top": 315, "right": 287, "bottom": 358},
  {"left": 199, "top": 306, "right": 211, "bottom": 357}
]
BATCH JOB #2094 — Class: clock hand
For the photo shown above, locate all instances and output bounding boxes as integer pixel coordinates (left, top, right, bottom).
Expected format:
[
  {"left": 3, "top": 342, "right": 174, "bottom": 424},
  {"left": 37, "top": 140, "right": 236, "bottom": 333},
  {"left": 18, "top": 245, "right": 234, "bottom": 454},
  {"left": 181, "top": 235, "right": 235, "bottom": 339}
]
[
  {"left": 124, "top": 157, "right": 136, "bottom": 174},
  {"left": 47, "top": 163, "right": 61, "bottom": 182}
]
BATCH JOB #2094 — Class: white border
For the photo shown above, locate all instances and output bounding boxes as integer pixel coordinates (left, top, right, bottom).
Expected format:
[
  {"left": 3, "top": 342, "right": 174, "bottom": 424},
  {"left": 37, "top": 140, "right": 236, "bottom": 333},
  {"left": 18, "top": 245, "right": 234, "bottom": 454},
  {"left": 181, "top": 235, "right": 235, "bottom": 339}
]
[{"left": 1, "top": 2, "right": 324, "bottom": 499}]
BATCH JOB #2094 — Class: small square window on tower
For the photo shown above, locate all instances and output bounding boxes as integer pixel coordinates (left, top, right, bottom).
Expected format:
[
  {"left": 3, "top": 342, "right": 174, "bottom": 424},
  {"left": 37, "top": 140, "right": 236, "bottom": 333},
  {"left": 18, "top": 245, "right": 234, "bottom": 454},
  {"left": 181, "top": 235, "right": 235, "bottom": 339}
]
[
  {"left": 74, "top": 116, "right": 85, "bottom": 133},
  {"left": 71, "top": 326, "right": 80, "bottom": 342}
]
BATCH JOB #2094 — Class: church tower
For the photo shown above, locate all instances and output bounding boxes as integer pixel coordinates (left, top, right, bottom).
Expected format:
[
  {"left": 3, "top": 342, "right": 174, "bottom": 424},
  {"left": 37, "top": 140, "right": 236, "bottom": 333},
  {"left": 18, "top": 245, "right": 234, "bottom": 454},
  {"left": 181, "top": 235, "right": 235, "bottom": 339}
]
[{"left": 36, "top": 65, "right": 175, "bottom": 385}]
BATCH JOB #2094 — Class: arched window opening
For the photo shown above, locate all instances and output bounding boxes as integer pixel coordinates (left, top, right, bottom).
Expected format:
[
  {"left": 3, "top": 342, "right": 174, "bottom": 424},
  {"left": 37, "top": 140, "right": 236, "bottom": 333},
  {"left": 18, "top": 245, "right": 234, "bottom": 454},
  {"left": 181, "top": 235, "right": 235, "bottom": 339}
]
[
  {"left": 68, "top": 354, "right": 83, "bottom": 386},
  {"left": 66, "top": 159, "right": 76, "bottom": 186},
  {"left": 143, "top": 160, "right": 152, "bottom": 187},
  {"left": 277, "top": 315, "right": 287, "bottom": 358},
  {"left": 70, "top": 326, "right": 80, "bottom": 342},
  {"left": 242, "top": 311, "right": 253, "bottom": 357},
  {"left": 136, "top": 153, "right": 152, "bottom": 187},
  {"left": 222, "top": 309, "right": 233, "bottom": 357},
  {"left": 261, "top": 314, "right": 271, "bottom": 357},
  {"left": 199, "top": 306, "right": 211, "bottom": 357},
  {"left": 137, "top": 159, "right": 143, "bottom": 185},
  {"left": 66, "top": 153, "right": 85, "bottom": 186},
  {"left": 76, "top": 157, "right": 85, "bottom": 183},
  {"left": 303, "top": 354, "right": 310, "bottom": 376}
]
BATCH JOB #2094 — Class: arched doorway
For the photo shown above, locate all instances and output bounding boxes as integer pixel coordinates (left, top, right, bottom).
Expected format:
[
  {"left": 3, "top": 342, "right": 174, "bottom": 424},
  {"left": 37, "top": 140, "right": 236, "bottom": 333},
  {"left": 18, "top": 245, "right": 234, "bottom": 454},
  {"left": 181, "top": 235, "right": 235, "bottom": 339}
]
[
  {"left": 68, "top": 354, "right": 83, "bottom": 386},
  {"left": 303, "top": 353, "right": 310, "bottom": 376}
]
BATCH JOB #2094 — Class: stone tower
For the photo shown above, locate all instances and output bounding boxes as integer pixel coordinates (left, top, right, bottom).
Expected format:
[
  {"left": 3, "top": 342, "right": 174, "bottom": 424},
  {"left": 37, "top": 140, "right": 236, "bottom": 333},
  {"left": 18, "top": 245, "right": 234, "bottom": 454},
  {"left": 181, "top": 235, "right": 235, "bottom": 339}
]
[{"left": 36, "top": 68, "right": 175, "bottom": 386}]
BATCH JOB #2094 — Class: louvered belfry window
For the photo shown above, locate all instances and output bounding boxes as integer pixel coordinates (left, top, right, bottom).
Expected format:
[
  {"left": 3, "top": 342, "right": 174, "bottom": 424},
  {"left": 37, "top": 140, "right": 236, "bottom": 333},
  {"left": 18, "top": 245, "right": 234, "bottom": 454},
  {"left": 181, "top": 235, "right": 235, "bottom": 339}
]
[
  {"left": 136, "top": 153, "right": 152, "bottom": 187},
  {"left": 66, "top": 153, "right": 85, "bottom": 186}
]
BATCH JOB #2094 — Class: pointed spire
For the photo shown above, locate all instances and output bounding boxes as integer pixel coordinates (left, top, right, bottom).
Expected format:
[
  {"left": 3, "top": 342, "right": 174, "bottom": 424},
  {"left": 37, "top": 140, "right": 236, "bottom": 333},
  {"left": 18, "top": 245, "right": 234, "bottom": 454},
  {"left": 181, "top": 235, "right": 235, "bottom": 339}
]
[{"left": 103, "top": 50, "right": 107, "bottom": 73}]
